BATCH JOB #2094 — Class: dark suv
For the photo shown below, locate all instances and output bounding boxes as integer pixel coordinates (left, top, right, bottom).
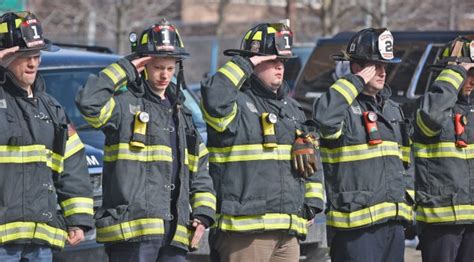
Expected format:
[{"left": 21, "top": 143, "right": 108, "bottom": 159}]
[
  {"left": 39, "top": 47, "right": 207, "bottom": 260},
  {"left": 294, "top": 31, "right": 474, "bottom": 119}
]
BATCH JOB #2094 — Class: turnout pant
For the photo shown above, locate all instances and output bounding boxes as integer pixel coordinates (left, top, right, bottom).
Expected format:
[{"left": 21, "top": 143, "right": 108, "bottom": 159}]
[
  {"left": 418, "top": 224, "right": 474, "bottom": 262},
  {"left": 329, "top": 221, "right": 405, "bottom": 262}
]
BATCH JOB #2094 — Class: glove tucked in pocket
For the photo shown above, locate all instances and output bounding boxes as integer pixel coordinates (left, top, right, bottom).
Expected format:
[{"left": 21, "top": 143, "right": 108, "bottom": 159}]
[{"left": 292, "top": 130, "right": 319, "bottom": 178}]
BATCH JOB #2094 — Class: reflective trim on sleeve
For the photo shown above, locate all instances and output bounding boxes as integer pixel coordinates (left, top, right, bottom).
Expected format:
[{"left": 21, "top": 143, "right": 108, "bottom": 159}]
[
  {"left": 327, "top": 202, "right": 412, "bottom": 229},
  {"left": 186, "top": 143, "right": 208, "bottom": 173},
  {"left": 217, "top": 61, "right": 245, "bottom": 88},
  {"left": 320, "top": 122, "right": 344, "bottom": 140},
  {"left": 171, "top": 224, "right": 191, "bottom": 247},
  {"left": 96, "top": 218, "right": 164, "bottom": 243},
  {"left": 101, "top": 63, "right": 127, "bottom": 88},
  {"left": 82, "top": 98, "right": 116, "bottom": 128},
  {"left": 320, "top": 141, "right": 402, "bottom": 164},
  {"left": 400, "top": 145, "right": 411, "bottom": 163},
  {"left": 208, "top": 144, "right": 292, "bottom": 163},
  {"left": 416, "top": 110, "right": 440, "bottom": 137},
  {"left": 60, "top": 197, "right": 94, "bottom": 217},
  {"left": 413, "top": 142, "right": 474, "bottom": 159},
  {"left": 217, "top": 213, "right": 308, "bottom": 236},
  {"left": 416, "top": 204, "right": 474, "bottom": 223},
  {"left": 192, "top": 192, "right": 216, "bottom": 211},
  {"left": 305, "top": 182, "right": 324, "bottom": 200},
  {"left": 103, "top": 143, "right": 172, "bottom": 162},
  {"left": 201, "top": 102, "right": 237, "bottom": 132},
  {"left": 330, "top": 79, "right": 359, "bottom": 105},
  {"left": 64, "top": 133, "right": 85, "bottom": 159},
  {"left": 0, "top": 222, "right": 67, "bottom": 249},
  {"left": 406, "top": 190, "right": 415, "bottom": 201},
  {"left": 435, "top": 69, "right": 464, "bottom": 90}
]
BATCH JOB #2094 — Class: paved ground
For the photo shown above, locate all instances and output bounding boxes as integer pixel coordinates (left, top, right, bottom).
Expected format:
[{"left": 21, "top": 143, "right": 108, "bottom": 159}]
[{"left": 405, "top": 247, "right": 422, "bottom": 262}]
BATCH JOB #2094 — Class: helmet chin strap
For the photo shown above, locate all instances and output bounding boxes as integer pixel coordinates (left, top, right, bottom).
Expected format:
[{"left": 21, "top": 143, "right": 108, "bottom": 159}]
[{"left": 173, "top": 60, "right": 186, "bottom": 109}]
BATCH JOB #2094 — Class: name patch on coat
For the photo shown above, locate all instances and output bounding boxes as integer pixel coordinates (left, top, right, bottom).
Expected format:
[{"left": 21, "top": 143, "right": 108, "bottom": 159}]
[
  {"left": 351, "top": 105, "right": 362, "bottom": 115},
  {"left": 129, "top": 104, "right": 141, "bottom": 115},
  {"left": 246, "top": 102, "right": 258, "bottom": 114}
]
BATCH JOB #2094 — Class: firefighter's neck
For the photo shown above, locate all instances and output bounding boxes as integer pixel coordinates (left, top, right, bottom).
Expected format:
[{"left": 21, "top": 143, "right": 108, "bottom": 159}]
[
  {"left": 362, "top": 86, "right": 379, "bottom": 97},
  {"left": 151, "top": 88, "right": 166, "bottom": 100}
]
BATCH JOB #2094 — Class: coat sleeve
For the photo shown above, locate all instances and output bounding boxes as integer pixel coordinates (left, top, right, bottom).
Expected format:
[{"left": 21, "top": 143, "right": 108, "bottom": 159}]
[
  {"left": 75, "top": 58, "right": 139, "bottom": 130},
  {"left": 415, "top": 65, "right": 467, "bottom": 137},
  {"left": 188, "top": 129, "right": 216, "bottom": 226},
  {"left": 200, "top": 55, "right": 253, "bottom": 133},
  {"left": 54, "top": 116, "right": 94, "bottom": 230},
  {"left": 313, "top": 74, "right": 365, "bottom": 139}
]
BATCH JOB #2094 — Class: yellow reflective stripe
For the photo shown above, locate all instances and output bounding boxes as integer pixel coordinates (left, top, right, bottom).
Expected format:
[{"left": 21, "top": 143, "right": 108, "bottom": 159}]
[
  {"left": 413, "top": 142, "right": 474, "bottom": 159},
  {"left": 330, "top": 79, "right": 359, "bottom": 104},
  {"left": 0, "top": 145, "right": 64, "bottom": 173},
  {"left": 96, "top": 218, "right": 164, "bottom": 242},
  {"left": 0, "top": 222, "right": 67, "bottom": 249},
  {"left": 435, "top": 69, "right": 463, "bottom": 90},
  {"left": 267, "top": 27, "right": 277, "bottom": 34},
  {"left": 101, "top": 63, "right": 127, "bottom": 87},
  {"left": 217, "top": 213, "right": 307, "bottom": 235},
  {"left": 172, "top": 225, "right": 190, "bottom": 246},
  {"left": 60, "top": 197, "right": 94, "bottom": 217},
  {"left": 217, "top": 61, "right": 245, "bottom": 88},
  {"left": 320, "top": 141, "right": 401, "bottom": 164},
  {"left": 82, "top": 98, "right": 116, "bottom": 128},
  {"left": 14, "top": 19, "right": 21, "bottom": 28},
  {"left": 406, "top": 190, "right": 415, "bottom": 200},
  {"left": 187, "top": 143, "right": 208, "bottom": 173},
  {"left": 400, "top": 146, "right": 410, "bottom": 163},
  {"left": 416, "top": 205, "right": 474, "bottom": 223},
  {"left": 192, "top": 192, "right": 216, "bottom": 210},
  {"left": 201, "top": 102, "right": 237, "bottom": 132},
  {"left": 104, "top": 143, "right": 172, "bottom": 162},
  {"left": 244, "top": 31, "right": 263, "bottom": 41},
  {"left": 305, "top": 182, "right": 324, "bottom": 199},
  {"left": 0, "top": 23, "right": 7, "bottom": 33},
  {"left": 208, "top": 144, "right": 292, "bottom": 163},
  {"left": 64, "top": 133, "right": 85, "bottom": 159},
  {"left": 327, "top": 202, "right": 412, "bottom": 228},
  {"left": 416, "top": 110, "right": 439, "bottom": 137}
]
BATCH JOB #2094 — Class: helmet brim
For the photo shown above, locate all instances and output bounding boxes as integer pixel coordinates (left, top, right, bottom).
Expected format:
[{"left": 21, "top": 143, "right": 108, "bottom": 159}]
[
  {"left": 223, "top": 49, "right": 297, "bottom": 59},
  {"left": 331, "top": 53, "right": 401, "bottom": 64},
  {"left": 139, "top": 51, "right": 189, "bottom": 59},
  {"left": 15, "top": 39, "right": 60, "bottom": 52}
]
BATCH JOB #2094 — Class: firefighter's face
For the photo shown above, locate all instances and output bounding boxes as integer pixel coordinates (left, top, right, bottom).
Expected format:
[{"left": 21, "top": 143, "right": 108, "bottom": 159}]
[
  {"left": 253, "top": 58, "right": 285, "bottom": 93},
  {"left": 7, "top": 52, "right": 40, "bottom": 89},
  {"left": 352, "top": 62, "right": 387, "bottom": 94},
  {"left": 462, "top": 71, "right": 474, "bottom": 96},
  {"left": 145, "top": 57, "right": 177, "bottom": 96}
]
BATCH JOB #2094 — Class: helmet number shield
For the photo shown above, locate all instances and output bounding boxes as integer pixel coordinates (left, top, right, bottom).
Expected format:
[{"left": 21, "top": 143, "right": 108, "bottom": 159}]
[
  {"left": 378, "top": 30, "right": 394, "bottom": 60},
  {"left": 20, "top": 19, "right": 45, "bottom": 48},
  {"left": 275, "top": 31, "right": 292, "bottom": 56}
]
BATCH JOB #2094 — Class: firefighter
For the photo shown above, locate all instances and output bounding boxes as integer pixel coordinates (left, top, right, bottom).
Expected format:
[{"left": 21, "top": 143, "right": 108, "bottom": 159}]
[
  {"left": 313, "top": 28, "right": 413, "bottom": 261},
  {"left": 76, "top": 19, "right": 216, "bottom": 261},
  {"left": 201, "top": 22, "right": 324, "bottom": 261},
  {"left": 0, "top": 11, "right": 94, "bottom": 261},
  {"left": 413, "top": 36, "right": 474, "bottom": 262}
]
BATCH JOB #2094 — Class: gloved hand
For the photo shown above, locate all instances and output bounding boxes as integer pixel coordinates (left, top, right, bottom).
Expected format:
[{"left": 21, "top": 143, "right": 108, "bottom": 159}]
[{"left": 292, "top": 131, "right": 319, "bottom": 178}]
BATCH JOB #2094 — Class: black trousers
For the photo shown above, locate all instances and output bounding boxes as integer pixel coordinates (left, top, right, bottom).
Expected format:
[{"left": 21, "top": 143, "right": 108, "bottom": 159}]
[
  {"left": 418, "top": 224, "right": 474, "bottom": 262},
  {"left": 105, "top": 220, "right": 187, "bottom": 262},
  {"left": 329, "top": 222, "right": 405, "bottom": 262}
]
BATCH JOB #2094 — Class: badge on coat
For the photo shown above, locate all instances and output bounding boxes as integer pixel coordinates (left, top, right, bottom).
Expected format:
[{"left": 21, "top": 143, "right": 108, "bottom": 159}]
[
  {"left": 351, "top": 105, "right": 362, "bottom": 115},
  {"left": 0, "top": 99, "right": 6, "bottom": 109},
  {"left": 129, "top": 104, "right": 141, "bottom": 115},
  {"left": 246, "top": 101, "right": 258, "bottom": 114}
]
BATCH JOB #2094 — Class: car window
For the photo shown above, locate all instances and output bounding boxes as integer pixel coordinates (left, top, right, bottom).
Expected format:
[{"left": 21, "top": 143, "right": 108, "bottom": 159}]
[{"left": 41, "top": 68, "right": 100, "bottom": 127}]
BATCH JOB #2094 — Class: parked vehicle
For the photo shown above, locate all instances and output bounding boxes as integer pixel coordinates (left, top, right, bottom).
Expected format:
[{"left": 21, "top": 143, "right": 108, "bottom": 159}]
[{"left": 293, "top": 31, "right": 474, "bottom": 119}]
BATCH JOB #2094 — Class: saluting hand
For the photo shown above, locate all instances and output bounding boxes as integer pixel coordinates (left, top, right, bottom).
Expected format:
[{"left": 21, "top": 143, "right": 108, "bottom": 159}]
[
  {"left": 356, "top": 65, "right": 377, "bottom": 84},
  {"left": 131, "top": 56, "right": 153, "bottom": 74},
  {"left": 249, "top": 55, "right": 278, "bottom": 67},
  {"left": 0, "top": 46, "right": 19, "bottom": 61},
  {"left": 190, "top": 218, "right": 206, "bottom": 249}
]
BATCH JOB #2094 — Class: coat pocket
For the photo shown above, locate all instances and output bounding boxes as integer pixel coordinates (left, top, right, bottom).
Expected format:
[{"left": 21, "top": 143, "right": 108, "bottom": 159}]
[
  {"left": 331, "top": 190, "right": 373, "bottom": 213},
  {"left": 95, "top": 205, "right": 129, "bottom": 228}
]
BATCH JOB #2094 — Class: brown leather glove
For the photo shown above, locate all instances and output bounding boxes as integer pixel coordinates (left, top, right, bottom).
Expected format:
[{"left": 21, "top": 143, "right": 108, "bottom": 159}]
[{"left": 292, "top": 131, "right": 319, "bottom": 178}]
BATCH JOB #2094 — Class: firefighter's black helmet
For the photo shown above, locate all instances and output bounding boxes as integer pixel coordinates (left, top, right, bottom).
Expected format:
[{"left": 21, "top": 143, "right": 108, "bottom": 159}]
[
  {"left": 429, "top": 35, "right": 474, "bottom": 70},
  {"left": 224, "top": 22, "right": 296, "bottom": 58},
  {"left": 0, "top": 11, "right": 57, "bottom": 52},
  {"left": 129, "top": 18, "right": 189, "bottom": 59},
  {"left": 332, "top": 28, "right": 401, "bottom": 64}
]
